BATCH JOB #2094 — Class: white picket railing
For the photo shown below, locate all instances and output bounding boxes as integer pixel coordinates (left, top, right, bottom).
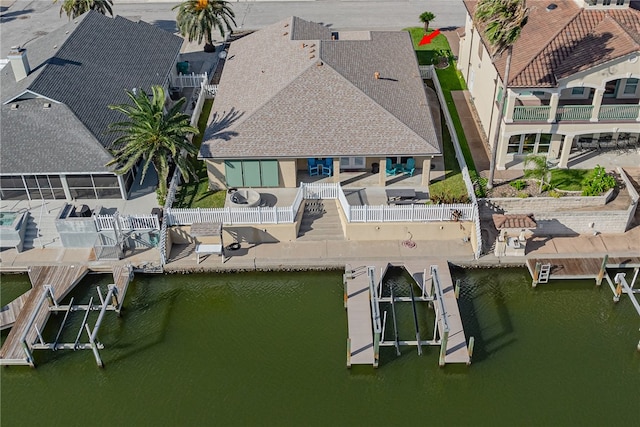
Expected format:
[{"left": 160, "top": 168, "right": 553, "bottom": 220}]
[
  {"left": 349, "top": 203, "right": 474, "bottom": 223},
  {"left": 337, "top": 185, "right": 351, "bottom": 222},
  {"left": 203, "top": 84, "right": 218, "bottom": 97},
  {"left": 94, "top": 214, "right": 160, "bottom": 231},
  {"left": 418, "top": 65, "right": 433, "bottom": 79},
  {"left": 166, "top": 206, "right": 296, "bottom": 226},
  {"left": 173, "top": 72, "right": 208, "bottom": 88},
  {"left": 302, "top": 182, "right": 339, "bottom": 199}
]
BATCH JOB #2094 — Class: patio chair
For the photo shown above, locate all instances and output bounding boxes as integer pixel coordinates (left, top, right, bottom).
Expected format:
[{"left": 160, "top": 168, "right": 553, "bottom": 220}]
[
  {"left": 321, "top": 158, "right": 333, "bottom": 176},
  {"left": 385, "top": 158, "right": 396, "bottom": 176},
  {"left": 402, "top": 158, "right": 416, "bottom": 176},
  {"left": 308, "top": 158, "right": 319, "bottom": 176}
]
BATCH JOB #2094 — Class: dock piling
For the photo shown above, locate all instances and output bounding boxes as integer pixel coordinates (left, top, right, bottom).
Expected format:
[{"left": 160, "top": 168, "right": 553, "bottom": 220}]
[
  {"left": 455, "top": 280, "right": 460, "bottom": 299},
  {"left": 596, "top": 255, "right": 609, "bottom": 286},
  {"left": 467, "top": 336, "right": 475, "bottom": 365}
]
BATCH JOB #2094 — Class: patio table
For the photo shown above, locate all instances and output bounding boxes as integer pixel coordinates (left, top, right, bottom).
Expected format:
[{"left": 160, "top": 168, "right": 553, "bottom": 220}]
[{"left": 386, "top": 188, "right": 416, "bottom": 204}]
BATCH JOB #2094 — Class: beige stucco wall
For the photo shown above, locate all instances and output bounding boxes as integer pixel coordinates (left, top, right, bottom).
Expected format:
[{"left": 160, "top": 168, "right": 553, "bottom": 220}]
[
  {"left": 169, "top": 221, "right": 299, "bottom": 245},
  {"left": 343, "top": 221, "right": 474, "bottom": 242},
  {"left": 205, "top": 160, "right": 226, "bottom": 190},
  {"left": 459, "top": 11, "right": 640, "bottom": 171}
]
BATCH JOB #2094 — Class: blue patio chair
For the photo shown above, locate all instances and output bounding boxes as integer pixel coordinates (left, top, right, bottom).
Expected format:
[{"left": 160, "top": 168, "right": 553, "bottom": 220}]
[
  {"left": 403, "top": 158, "right": 416, "bottom": 176},
  {"left": 385, "top": 158, "right": 396, "bottom": 176},
  {"left": 308, "top": 158, "right": 319, "bottom": 176},
  {"left": 321, "top": 158, "right": 333, "bottom": 176}
]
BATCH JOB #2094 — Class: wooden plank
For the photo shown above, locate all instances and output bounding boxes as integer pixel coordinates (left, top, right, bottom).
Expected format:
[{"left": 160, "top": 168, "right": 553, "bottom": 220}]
[
  {"left": 0, "top": 266, "right": 88, "bottom": 365},
  {"left": 0, "top": 289, "right": 32, "bottom": 331},
  {"left": 112, "top": 265, "right": 132, "bottom": 310},
  {"left": 345, "top": 262, "right": 387, "bottom": 366}
]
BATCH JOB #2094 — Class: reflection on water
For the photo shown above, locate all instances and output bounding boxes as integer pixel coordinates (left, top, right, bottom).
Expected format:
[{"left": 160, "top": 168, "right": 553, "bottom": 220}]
[{"left": 1, "top": 268, "right": 638, "bottom": 426}]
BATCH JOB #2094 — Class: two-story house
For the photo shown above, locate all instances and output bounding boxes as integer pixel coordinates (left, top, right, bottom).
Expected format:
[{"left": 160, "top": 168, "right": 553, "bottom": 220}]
[
  {"left": 457, "top": 0, "right": 639, "bottom": 171},
  {"left": 0, "top": 11, "right": 183, "bottom": 201}
]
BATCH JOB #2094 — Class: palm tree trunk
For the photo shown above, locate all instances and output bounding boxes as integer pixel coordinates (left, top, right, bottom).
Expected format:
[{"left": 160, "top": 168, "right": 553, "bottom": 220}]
[
  {"left": 424, "top": 21, "right": 429, "bottom": 32},
  {"left": 487, "top": 46, "right": 513, "bottom": 189}
]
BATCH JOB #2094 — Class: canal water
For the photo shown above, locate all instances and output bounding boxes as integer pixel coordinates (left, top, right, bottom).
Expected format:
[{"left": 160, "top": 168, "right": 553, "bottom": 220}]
[{"left": 1, "top": 267, "right": 638, "bottom": 426}]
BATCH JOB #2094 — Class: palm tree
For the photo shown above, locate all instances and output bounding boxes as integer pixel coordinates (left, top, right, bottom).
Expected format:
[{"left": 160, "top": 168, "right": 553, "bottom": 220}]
[
  {"left": 173, "top": 0, "right": 236, "bottom": 52},
  {"left": 107, "top": 86, "right": 199, "bottom": 203},
  {"left": 54, "top": 0, "right": 113, "bottom": 19},
  {"left": 523, "top": 155, "right": 551, "bottom": 194},
  {"left": 419, "top": 11, "right": 436, "bottom": 33},
  {"left": 474, "top": 0, "right": 528, "bottom": 189}
]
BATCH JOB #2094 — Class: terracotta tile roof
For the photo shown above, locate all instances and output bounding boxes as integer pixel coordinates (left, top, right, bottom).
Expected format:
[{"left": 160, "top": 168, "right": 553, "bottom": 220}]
[
  {"left": 464, "top": 1, "right": 640, "bottom": 87},
  {"left": 492, "top": 213, "right": 537, "bottom": 230}
]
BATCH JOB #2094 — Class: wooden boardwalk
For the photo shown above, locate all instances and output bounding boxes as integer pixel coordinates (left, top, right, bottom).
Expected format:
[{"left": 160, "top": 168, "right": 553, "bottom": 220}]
[
  {"left": 403, "top": 260, "right": 470, "bottom": 365},
  {"left": 0, "top": 265, "right": 89, "bottom": 365},
  {"left": 112, "top": 265, "right": 133, "bottom": 312},
  {"left": 344, "top": 262, "right": 387, "bottom": 366},
  {"left": 0, "top": 289, "right": 32, "bottom": 331},
  {"left": 526, "top": 256, "right": 640, "bottom": 281}
]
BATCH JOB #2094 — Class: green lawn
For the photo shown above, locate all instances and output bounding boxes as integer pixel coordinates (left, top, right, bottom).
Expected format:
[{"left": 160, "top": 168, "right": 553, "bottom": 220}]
[
  {"left": 549, "top": 169, "right": 590, "bottom": 191},
  {"left": 173, "top": 99, "right": 227, "bottom": 208},
  {"left": 404, "top": 27, "right": 478, "bottom": 201},
  {"left": 404, "top": 27, "right": 451, "bottom": 66}
]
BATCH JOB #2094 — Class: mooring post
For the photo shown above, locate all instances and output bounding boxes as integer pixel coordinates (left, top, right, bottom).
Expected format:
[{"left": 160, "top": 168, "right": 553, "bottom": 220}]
[
  {"left": 596, "top": 254, "right": 608, "bottom": 286},
  {"left": 455, "top": 280, "right": 460, "bottom": 299},
  {"left": 343, "top": 275, "right": 348, "bottom": 309},
  {"left": 45, "top": 285, "right": 57, "bottom": 308},
  {"left": 613, "top": 274, "right": 623, "bottom": 303},
  {"left": 533, "top": 262, "right": 541, "bottom": 288},
  {"left": 346, "top": 338, "right": 351, "bottom": 368},
  {"left": 439, "top": 329, "right": 449, "bottom": 367},
  {"left": 467, "top": 336, "right": 475, "bottom": 365},
  {"left": 373, "top": 332, "right": 380, "bottom": 368},
  {"left": 21, "top": 340, "right": 35, "bottom": 368},
  {"left": 85, "top": 324, "right": 103, "bottom": 368}
]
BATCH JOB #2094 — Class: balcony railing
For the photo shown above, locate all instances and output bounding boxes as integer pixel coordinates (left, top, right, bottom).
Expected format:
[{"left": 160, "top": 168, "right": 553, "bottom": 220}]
[
  {"left": 513, "top": 106, "right": 550, "bottom": 121},
  {"left": 598, "top": 104, "right": 640, "bottom": 121},
  {"left": 512, "top": 104, "right": 638, "bottom": 122},
  {"left": 556, "top": 105, "right": 593, "bottom": 121}
]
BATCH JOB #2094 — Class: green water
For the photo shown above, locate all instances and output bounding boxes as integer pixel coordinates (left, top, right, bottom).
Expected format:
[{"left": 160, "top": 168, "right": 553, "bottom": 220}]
[{"left": 1, "top": 268, "right": 638, "bottom": 426}]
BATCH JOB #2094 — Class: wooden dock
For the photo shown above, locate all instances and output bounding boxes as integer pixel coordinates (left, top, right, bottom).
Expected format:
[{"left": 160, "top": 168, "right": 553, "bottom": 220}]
[
  {"left": 344, "top": 262, "right": 387, "bottom": 366},
  {"left": 526, "top": 256, "right": 640, "bottom": 282},
  {"left": 0, "top": 289, "right": 32, "bottom": 331},
  {"left": 112, "top": 265, "right": 133, "bottom": 313},
  {"left": 403, "top": 260, "right": 470, "bottom": 365},
  {"left": 0, "top": 265, "right": 89, "bottom": 365}
]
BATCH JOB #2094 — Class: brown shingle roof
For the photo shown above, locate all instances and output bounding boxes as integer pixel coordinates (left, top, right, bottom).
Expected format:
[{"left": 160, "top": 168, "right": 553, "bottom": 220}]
[
  {"left": 464, "top": 1, "right": 640, "bottom": 87},
  {"left": 492, "top": 214, "right": 537, "bottom": 230},
  {"left": 200, "top": 17, "right": 440, "bottom": 159}
]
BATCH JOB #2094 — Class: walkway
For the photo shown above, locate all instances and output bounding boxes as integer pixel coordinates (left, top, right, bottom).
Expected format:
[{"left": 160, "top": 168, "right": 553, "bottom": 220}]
[{"left": 0, "top": 265, "right": 89, "bottom": 365}]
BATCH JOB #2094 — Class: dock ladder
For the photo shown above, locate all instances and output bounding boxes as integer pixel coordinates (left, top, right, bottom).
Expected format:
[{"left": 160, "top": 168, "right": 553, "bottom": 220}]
[{"left": 538, "top": 264, "right": 551, "bottom": 284}]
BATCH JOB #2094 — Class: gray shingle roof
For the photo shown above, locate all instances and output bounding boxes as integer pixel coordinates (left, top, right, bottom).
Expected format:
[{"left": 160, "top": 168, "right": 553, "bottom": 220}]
[
  {"left": 1, "top": 12, "right": 183, "bottom": 178},
  {"left": 0, "top": 99, "right": 114, "bottom": 174},
  {"left": 200, "top": 17, "right": 440, "bottom": 160}
]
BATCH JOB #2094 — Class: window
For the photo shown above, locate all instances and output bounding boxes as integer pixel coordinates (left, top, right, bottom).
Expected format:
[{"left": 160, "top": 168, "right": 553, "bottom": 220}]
[
  {"left": 571, "top": 87, "right": 585, "bottom": 96},
  {"left": 603, "top": 0, "right": 611, "bottom": 5},
  {"left": 623, "top": 78, "right": 638, "bottom": 95},
  {"left": 496, "top": 86, "right": 503, "bottom": 104},
  {"left": 537, "top": 134, "right": 552, "bottom": 153},
  {"left": 616, "top": 0, "right": 625, "bottom": 5},
  {"left": 604, "top": 80, "right": 619, "bottom": 98},
  {"left": 506, "top": 133, "right": 552, "bottom": 155}
]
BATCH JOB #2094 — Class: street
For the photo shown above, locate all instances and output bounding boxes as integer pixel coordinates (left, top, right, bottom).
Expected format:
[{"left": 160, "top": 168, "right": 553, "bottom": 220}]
[{"left": 1, "top": 0, "right": 466, "bottom": 52}]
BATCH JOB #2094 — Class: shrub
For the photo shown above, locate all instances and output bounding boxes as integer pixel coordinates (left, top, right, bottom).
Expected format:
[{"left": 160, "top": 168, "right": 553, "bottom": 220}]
[
  {"left": 581, "top": 165, "right": 616, "bottom": 196},
  {"left": 509, "top": 179, "right": 527, "bottom": 190},
  {"left": 548, "top": 190, "right": 562, "bottom": 198},
  {"left": 517, "top": 192, "right": 529, "bottom": 198}
]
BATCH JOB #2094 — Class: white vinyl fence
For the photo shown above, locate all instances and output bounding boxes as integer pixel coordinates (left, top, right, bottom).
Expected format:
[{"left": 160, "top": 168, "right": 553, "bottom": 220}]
[
  {"left": 166, "top": 183, "right": 475, "bottom": 226},
  {"left": 94, "top": 214, "right": 160, "bottom": 231},
  {"left": 173, "top": 72, "right": 208, "bottom": 88}
]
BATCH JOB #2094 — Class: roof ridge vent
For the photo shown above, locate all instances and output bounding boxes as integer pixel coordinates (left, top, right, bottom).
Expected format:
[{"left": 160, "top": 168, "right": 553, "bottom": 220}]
[
  {"left": 10, "top": 103, "right": 19, "bottom": 110},
  {"left": 43, "top": 102, "right": 51, "bottom": 109},
  {"left": 546, "top": 3, "right": 557, "bottom": 11}
]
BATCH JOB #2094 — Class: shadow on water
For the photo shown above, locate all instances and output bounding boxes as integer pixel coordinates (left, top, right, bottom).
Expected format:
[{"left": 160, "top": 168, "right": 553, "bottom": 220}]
[
  {"left": 452, "top": 266, "right": 520, "bottom": 363},
  {"left": 34, "top": 274, "right": 179, "bottom": 367}
]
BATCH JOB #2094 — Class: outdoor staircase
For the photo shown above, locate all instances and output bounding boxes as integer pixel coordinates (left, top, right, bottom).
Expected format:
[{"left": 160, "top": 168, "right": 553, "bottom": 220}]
[
  {"left": 297, "top": 199, "right": 344, "bottom": 241},
  {"left": 22, "top": 205, "right": 62, "bottom": 250}
]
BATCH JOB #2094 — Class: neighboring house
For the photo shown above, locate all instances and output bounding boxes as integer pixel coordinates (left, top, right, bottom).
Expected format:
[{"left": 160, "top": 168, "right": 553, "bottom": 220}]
[
  {"left": 458, "top": 0, "right": 640, "bottom": 171},
  {"left": 0, "top": 11, "right": 183, "bottom": 201},
  {"left": 199, "top": 17, "right": 441, "bottom": 189}
]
